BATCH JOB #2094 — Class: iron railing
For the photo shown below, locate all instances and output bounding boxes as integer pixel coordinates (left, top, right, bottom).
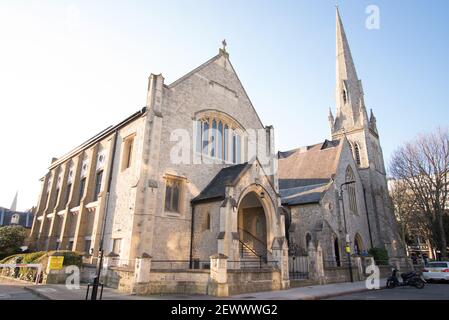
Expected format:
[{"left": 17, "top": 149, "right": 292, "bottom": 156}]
[
  {"left": 151, "top": 260, "right": 210, "bottom": 270},
  {"left": 288, "top": 255, "right": 309, "bottom": 279},
  {"left": 227, "top": 260, "right": 279, "bottom": 270}
]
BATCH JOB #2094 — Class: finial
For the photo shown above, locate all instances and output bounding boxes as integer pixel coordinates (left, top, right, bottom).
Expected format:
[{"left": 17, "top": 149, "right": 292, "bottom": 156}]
[{"left": 219, "top": 39, "right": 229, "bottom": 57}]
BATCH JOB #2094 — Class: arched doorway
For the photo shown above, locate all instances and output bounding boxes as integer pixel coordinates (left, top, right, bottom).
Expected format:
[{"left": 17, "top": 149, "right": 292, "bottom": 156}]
[
  {"left": 354, "top": 233, "right": 363, "bottom": 255},
  {"left": 334, "top": 237, "right": 341, "bottom": 267},
  {"left": 237, "top": 191, "right": 268, "bottom": 261}
]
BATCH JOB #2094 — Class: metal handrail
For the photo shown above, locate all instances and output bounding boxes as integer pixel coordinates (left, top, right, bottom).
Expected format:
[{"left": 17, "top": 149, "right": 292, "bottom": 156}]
[
  {"left": 239, "top": 240, "right": 261, "bottom": 258},
  {"left": 238, "top": 227, "right": 267, "bottom": 248},
  {"left": 238, "top": 228, "right": 268, "bottom": 259}
]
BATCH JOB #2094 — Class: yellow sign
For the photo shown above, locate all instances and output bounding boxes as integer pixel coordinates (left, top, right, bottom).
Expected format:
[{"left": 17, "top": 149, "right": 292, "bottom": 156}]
[
  {"left": 48, "top": 256, "right": 64, "bottom": 270},
  {"left": 345, "top": 246, "right": 351, "bottom": 254}
]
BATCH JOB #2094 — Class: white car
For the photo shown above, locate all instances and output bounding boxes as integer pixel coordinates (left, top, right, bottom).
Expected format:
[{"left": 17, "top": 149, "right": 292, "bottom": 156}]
[{"left": 422, "top": 261, "right": 449, "bottom": 282}]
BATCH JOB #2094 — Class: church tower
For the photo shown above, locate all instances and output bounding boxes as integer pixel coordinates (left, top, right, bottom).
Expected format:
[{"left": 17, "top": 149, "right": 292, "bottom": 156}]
[{"left": 329, "top": 7, "right": 403, "bottom": 259}]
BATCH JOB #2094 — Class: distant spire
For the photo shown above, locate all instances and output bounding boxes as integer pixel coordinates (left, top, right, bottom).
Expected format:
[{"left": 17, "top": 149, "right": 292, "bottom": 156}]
[{"left": 10, "top": 191, "right": 18, "bottom": 211}]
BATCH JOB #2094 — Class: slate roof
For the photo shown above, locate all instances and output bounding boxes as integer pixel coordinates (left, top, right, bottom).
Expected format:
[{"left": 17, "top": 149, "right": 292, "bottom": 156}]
[
  {"left": 280, "top": 183, "right": 330, "bottom": 206},
  {"left": 0, "top": 207, "right": 34, "bottom": 228},
  {"left": 191, "top": 163, "right": 249, "bottom": 204},
  {"left": 278, "top": 139, "right": 342, "bottom": 206}
]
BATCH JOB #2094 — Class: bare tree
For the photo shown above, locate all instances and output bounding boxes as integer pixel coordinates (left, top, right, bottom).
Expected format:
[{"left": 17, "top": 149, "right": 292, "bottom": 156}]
[
  {"left": 390, "top": 128, "right": 449, "bottom": 259},
  {"left": 389, "top": 179, "right": 432, "bottom": 252}
]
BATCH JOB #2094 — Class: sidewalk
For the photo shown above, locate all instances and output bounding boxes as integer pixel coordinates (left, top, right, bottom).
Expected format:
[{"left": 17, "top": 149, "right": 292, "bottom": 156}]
[
  {"left": 24, "top": 278, "right": 387, "bottom": 300},
  {"left": 231, "top": 278, "right": 388, "bottom": 300}
]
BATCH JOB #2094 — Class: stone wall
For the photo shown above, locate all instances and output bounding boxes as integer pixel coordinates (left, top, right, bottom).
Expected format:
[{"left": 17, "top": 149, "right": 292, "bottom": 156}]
[
  {"left": 227, "top": 269, "right": 281, "bottom": 295},
  {"left": 102, "top": 266, "right": 135, "bottom": 293},
  {"left": 323, "top": 266, "right": 362, "bottom": 284},
  {"left": 134, "top": 270, "right": 211, "bottom": 295}
]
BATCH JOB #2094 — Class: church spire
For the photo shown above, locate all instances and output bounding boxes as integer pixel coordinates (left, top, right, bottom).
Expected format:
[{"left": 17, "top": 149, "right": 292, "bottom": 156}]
[
  {"left": 10, "top": 191, "right": 18, "bottom": 211},
  {"left": 333, "top": 7, "right": 366, "bottom": 135},
  {"left": 336, "top": 6, "right": 359, "bottom": 89}
]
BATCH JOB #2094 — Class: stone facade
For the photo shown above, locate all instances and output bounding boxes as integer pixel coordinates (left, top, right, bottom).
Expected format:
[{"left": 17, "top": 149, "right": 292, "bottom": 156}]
[
  {"left": 27, "top": 9, "right": 403, "bottom": 295},
  {"left": 29, "top": 46, "right": 289, "bottom": 294}
]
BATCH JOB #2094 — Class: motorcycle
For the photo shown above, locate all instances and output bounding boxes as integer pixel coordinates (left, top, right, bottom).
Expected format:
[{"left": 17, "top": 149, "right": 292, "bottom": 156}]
[{"left": 386, "top": 268, "right": 426, "bottom": 289}]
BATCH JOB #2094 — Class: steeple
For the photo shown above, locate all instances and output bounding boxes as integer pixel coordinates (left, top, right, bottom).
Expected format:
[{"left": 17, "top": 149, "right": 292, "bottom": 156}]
[
  {"left": 10, "top": 191, "right": 18, "bottom": 211},
  {"left": 332, "top": 7, "right": 367, "bottom": 135}
]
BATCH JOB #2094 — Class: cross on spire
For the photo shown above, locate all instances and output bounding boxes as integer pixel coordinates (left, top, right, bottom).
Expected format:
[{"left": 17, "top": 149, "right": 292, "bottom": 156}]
[{"left": 222, "top": 39, "right": 227, "bottom": 52}]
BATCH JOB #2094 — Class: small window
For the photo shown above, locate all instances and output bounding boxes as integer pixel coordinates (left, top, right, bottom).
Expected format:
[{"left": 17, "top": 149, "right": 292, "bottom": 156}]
[
  {"left": 84, "top": 239, "right": 92, "bottom": 253},
  {"left": 54, "top": 188, "right": 60, "bottom": 207},
  {"left": 122, "top": 135, "right": 135, "bottom": 170},
  {"left": 164, "top": 177, "right": 182, "bottom": 213},
  {"left": 354, "top": 143, "right": 361, "bottom": 166},
  {"left": 94, "top": 170, "right": 103, "bottom": 201},
  {"left": 112, "top": 238, "right": 122, "bottom": 255},
  {"left": 342, "top": 89, "right": 347, "bottom": 104},
  {"left": 11, "top": 214, "right": 20, "bottom": 224},
  {"left": 64, "top": 183, "right": 72, "bottom": 207},
  {"left": 306, "top": 233, "right": 312, "bottom": 250},
  {"left": 205, "top": 212, "right": 211, "bottom": 230},
  {"left": 77, "top": 178, "right": 86, "bottom": 206}
]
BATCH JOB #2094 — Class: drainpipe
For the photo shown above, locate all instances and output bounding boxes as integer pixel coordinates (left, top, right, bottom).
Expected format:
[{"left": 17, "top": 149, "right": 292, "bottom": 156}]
[
  {"left": 363, "top": 187, "right": 374, "bottom": 249},
  {"left": 189, "top": 205, "right": 195, "bottom": 269}
]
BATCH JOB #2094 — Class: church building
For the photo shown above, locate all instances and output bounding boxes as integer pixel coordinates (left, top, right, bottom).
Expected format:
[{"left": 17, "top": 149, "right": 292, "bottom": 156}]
[
  {"left": 279, "top": 8, "right": 403, "bottom": 265},
  {"left": 28, "top": 9, "right": 403, "bottom": 294}
]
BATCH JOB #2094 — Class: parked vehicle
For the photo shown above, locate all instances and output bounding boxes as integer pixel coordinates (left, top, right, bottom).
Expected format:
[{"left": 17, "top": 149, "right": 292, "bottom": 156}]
[
  {"left": 386, "top": 268, "right": 426, "bottom": 289},
  {"left": 422, "top": 261, "right": 449, "bottom": 282}
]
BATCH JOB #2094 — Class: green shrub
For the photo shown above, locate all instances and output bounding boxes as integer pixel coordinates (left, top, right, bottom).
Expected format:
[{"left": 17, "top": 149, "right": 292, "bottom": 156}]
[{"left": 368, "top": 247, "right": 389, "bottom": 265}]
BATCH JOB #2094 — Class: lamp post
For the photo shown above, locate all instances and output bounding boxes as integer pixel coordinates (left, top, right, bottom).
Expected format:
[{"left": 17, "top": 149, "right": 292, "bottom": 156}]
[
  {"left": 340, "top": 180, "right": 356, "bottom": 283},
  {"left": 90, "top": 131, "right": 118, "bottom": 300}
]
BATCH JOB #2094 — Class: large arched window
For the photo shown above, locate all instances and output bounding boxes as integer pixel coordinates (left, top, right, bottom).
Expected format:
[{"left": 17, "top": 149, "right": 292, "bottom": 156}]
[
  {"left": 195, "top": 111, "right": 244, "bottom": 164},
  {"left": 345, "top": 166, "right": 358, "bottom": 214}
]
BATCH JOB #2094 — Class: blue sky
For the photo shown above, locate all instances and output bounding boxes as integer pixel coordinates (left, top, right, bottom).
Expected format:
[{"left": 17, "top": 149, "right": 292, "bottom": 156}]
[{"left": 0, "top": 0, "right": 448, "bottom": 210}]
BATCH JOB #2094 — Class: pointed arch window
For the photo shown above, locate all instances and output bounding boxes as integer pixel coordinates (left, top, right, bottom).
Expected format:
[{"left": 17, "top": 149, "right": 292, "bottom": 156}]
[
  {"left": 205, "top": 211, "right": 211, "bottom": 231},
  {"left": 345, "top": 166, "right": 358, "bottom": 215},
  {"left": 342, "top": 89, "right": 348, "bottom": 104},
  {"left": 305, "top": 233, "right": 312, "bottom": 250},
  {"left": 354, "top": 143, "right": 361, "bottom": 166}
]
